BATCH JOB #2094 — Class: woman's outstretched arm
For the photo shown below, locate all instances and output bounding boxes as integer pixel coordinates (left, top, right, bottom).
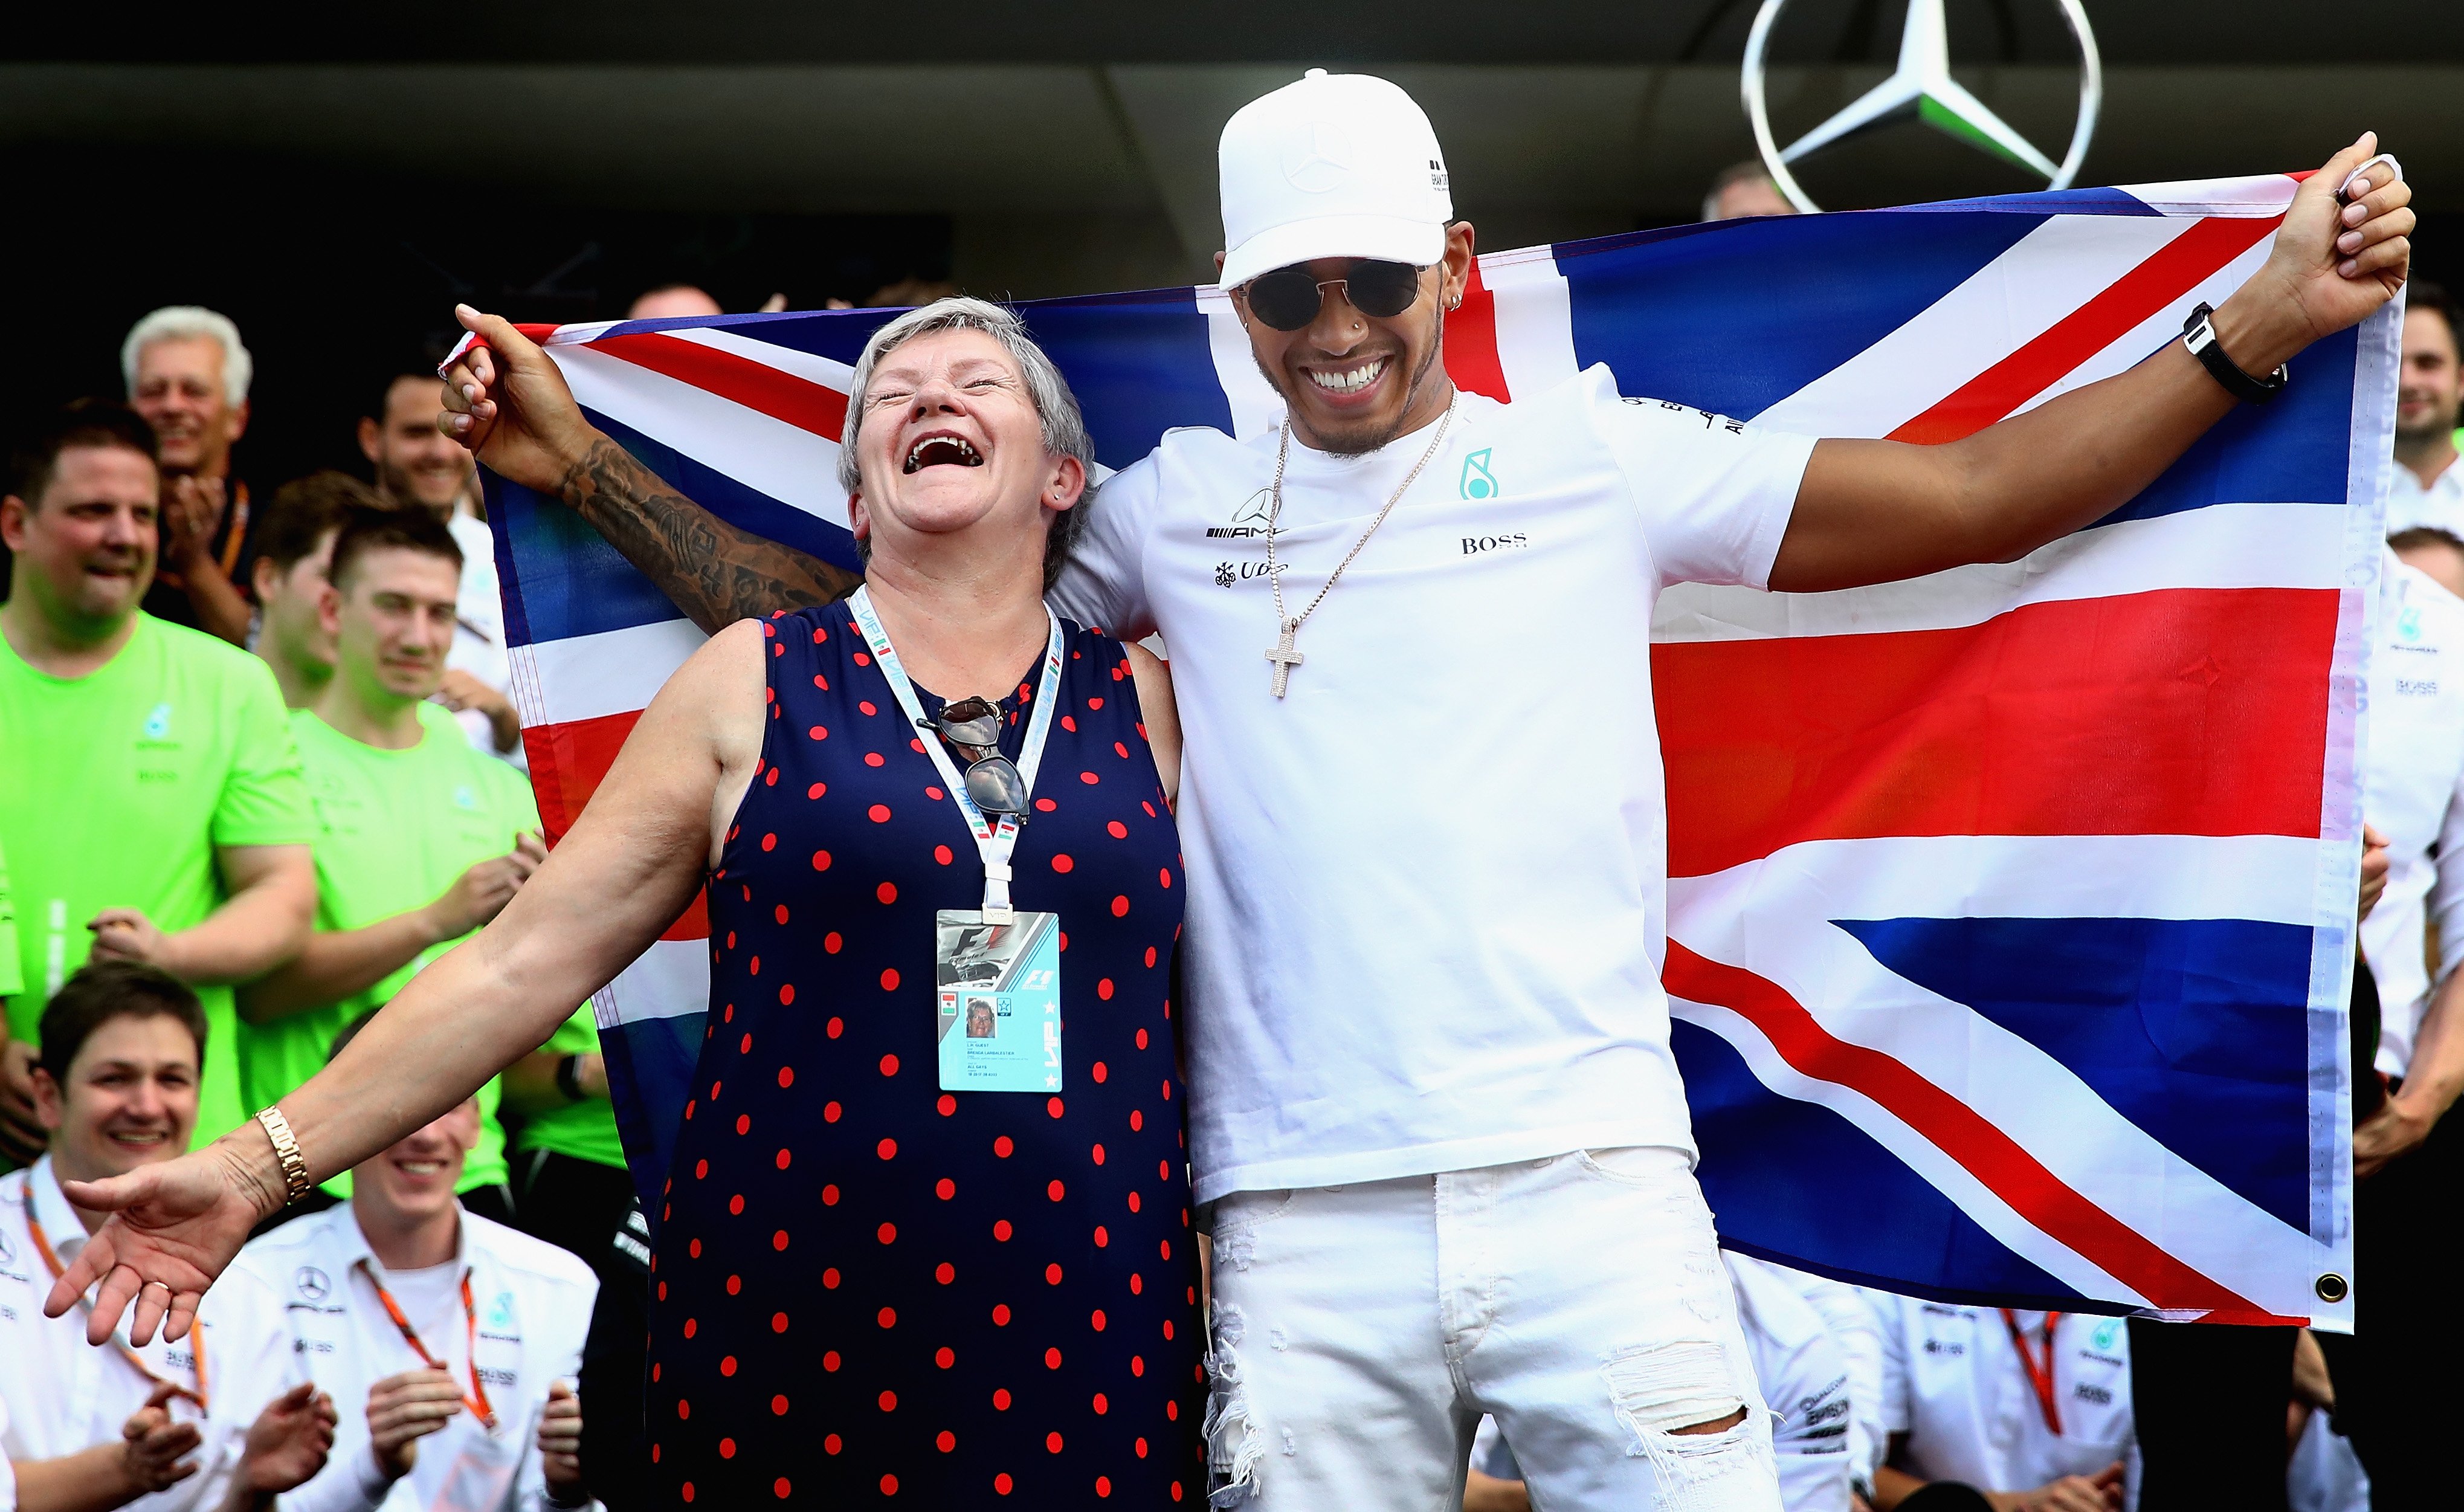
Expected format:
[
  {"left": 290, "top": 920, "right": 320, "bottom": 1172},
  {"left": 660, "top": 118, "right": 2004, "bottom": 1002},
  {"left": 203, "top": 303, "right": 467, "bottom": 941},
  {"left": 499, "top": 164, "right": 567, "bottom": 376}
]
[{"left": 48, "top": 621, "right": 767, "bottom": 1346}]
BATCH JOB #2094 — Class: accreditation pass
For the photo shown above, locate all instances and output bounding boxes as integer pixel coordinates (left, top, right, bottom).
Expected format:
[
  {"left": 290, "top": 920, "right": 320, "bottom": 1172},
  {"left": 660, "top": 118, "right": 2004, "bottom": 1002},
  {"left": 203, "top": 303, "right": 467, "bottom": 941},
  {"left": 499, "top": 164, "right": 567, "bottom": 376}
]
[{"left": 934, "top": 909, "right": 1063, "bottom": 1092}]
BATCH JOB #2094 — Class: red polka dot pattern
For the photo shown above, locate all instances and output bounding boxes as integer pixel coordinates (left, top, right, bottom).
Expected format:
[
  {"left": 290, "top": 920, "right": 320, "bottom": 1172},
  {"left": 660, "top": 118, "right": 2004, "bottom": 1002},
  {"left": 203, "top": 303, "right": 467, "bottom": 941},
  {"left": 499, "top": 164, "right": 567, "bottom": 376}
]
[{"left": 648, "top": 606, "right": 1201, "bottom": 1504}]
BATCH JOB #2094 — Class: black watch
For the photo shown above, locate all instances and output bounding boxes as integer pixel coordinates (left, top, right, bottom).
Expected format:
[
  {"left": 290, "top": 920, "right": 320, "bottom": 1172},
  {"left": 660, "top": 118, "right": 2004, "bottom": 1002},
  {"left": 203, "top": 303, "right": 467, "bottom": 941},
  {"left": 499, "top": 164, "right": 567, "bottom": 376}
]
[
  {"left": 2181, "top": 302, "right": 2287, "bottom": 405},
  {"left": 554, "top": 1053, "right": 589, "bottom": 1102}
]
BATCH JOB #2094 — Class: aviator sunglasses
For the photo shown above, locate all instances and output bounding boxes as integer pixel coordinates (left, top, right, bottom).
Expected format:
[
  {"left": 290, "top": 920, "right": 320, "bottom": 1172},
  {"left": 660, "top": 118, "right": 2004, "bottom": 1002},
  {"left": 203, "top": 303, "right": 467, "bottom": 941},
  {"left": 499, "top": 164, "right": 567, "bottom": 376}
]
[
  {"left": 1240, "top": 258, "right": 1429, "bottom": 331},
  {"left": 921, "top": 697, "right": 1030, "bottom": 818}
]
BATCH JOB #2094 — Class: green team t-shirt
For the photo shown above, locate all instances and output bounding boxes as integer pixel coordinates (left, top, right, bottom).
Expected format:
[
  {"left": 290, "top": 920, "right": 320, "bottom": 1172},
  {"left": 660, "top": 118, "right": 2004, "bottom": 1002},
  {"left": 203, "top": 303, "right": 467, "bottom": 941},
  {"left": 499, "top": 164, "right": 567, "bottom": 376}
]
[
  {"left": 0, "top": 838, "right": 22, "bottom": 1001},
  {"left": 514, "top": 1004, "right": 628, "bottom": 1172},
  {"left": 251, "top": 703, "right": 535, "bottom": 1196},
  {"left": 0, "top": 614, "right": 313, "bottom": 1148}
]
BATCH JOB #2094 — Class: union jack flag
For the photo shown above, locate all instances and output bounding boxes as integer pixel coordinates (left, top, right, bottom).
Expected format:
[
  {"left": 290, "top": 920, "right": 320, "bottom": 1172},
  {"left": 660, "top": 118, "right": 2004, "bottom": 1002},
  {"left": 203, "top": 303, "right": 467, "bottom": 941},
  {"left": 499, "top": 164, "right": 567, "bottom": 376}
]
[{"left": 478, "top": 175, "right": 2396, "bottom": 1327}]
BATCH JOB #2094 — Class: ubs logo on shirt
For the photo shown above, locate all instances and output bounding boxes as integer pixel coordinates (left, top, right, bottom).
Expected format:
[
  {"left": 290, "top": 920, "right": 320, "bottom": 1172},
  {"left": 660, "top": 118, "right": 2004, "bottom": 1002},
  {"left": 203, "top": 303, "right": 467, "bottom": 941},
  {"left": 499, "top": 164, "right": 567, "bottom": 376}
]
[
  {"left": 1213, "top": 561, "right": 1284, "bottom": 588},
  {"left": 1204, "top": 490, "right": 1274, "bottom": 540}
]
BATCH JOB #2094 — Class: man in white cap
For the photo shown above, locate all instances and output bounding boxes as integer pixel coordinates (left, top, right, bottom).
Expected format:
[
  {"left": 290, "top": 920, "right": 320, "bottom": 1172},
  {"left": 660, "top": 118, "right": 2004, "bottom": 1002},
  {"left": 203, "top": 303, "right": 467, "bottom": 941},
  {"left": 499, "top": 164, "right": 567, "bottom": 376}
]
[{"left": 404, "top": 71, "right": 2416, "bottom": 1511}]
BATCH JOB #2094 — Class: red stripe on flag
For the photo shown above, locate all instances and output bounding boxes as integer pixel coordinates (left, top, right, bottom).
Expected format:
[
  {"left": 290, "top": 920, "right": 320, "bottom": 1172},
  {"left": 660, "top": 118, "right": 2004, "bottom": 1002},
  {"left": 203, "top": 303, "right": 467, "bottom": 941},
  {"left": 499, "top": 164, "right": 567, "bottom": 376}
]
[
  {"left": 1887, "top": 215, "right": 2282, "bottom": 445},
  {"left": 1665, "top": 940, "right": 2288, "bottom": 1319},
  {"left": 663, "top": 890, "right": 710, "bottom": 942},
  {"left": 519, "top": 708, "right": 709, "bottom": 942},
  {"left": 1443, "top": 255, "right": 1511, "bottom": 402},
  {"left": 585, "top": 332, "right": 848, "bottom": 442},
  {"left": 523, "top": 709, "right": 641, "bottom": 842},
  {"left": 1656, "top": 587, "right": 2336, "bottom": 879}
]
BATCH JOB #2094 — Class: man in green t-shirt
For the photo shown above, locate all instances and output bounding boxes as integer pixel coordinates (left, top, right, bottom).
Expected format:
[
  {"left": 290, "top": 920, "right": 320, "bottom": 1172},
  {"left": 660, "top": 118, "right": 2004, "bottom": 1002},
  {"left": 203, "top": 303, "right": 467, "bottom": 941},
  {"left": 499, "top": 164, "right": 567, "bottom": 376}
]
[
  {"left": 0, "top": 401, "right": 317, "bottom": 1157},
  {"left": 234, "top": 505, "right": 545, "bottom": 1220},
  {"left": 248, "top": 470, "right": 373, "bottom": 711},
  {"left": 0, "top": 838, "right": 25, "bottom": 1163}
]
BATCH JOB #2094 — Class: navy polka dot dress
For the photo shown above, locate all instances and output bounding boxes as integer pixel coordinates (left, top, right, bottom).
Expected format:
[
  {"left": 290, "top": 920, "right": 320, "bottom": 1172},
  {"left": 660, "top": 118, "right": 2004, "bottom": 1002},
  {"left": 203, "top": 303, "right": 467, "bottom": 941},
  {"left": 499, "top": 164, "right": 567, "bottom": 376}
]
[{"left": 645, "top": 605, "right": 1205, "bottom": 1505}]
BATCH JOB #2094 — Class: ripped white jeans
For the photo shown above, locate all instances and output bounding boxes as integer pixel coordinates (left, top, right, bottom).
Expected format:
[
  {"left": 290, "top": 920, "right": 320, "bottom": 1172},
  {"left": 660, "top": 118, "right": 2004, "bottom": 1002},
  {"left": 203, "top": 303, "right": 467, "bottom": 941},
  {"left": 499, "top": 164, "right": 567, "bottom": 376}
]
[{"left": 1204, "top": 1146, "right": 1779, "bottom": 1511}]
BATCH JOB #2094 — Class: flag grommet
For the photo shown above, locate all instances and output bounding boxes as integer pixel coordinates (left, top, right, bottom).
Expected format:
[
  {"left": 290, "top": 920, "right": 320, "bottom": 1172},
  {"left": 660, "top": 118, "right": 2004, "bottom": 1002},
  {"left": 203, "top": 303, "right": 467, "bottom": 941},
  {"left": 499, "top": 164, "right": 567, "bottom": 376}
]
[{"left": 2314, "top": 1273, "right": 2349, "bottom": 1304}]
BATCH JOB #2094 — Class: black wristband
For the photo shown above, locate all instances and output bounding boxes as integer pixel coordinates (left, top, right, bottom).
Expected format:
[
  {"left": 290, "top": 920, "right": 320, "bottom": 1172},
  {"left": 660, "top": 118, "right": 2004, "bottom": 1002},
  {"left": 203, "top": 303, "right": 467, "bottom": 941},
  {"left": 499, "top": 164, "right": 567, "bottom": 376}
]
[
  {"left": 554, "top": 1053, "right": 587, "bottom": 1102},
  {"left": 2181, "top": 302, "right": 2287, "bottom": 405}
]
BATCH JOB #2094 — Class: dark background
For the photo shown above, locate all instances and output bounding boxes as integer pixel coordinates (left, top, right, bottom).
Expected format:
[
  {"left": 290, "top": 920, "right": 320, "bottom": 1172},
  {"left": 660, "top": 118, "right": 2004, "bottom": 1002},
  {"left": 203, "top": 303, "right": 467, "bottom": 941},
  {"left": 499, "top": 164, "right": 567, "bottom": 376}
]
[{"left": 7, "top": 0, "right": 2459, "bottom": 496}]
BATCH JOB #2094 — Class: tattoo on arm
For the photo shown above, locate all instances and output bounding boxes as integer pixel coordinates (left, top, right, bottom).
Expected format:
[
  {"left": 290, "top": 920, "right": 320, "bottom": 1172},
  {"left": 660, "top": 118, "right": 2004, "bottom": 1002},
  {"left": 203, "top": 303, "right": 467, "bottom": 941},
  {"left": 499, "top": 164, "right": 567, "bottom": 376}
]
[{"left": 559, "top": 437, "right": 862, "bottom": 633}]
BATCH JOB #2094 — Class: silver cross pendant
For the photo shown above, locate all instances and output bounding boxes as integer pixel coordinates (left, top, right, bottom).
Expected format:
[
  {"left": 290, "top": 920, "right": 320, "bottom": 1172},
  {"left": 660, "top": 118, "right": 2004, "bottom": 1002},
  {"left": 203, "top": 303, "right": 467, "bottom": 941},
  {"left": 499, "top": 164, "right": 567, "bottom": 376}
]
[{"left": 1265, "top": 619, "right": 1305, "bottom": 699}]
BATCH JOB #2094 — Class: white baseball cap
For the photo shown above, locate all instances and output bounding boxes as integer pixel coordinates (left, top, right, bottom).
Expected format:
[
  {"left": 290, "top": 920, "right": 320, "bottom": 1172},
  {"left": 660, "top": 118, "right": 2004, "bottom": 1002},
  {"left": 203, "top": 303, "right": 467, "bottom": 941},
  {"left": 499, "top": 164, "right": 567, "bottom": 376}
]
[{"left": 1217, "top": 69, "right": 1453, "bottom": 290}]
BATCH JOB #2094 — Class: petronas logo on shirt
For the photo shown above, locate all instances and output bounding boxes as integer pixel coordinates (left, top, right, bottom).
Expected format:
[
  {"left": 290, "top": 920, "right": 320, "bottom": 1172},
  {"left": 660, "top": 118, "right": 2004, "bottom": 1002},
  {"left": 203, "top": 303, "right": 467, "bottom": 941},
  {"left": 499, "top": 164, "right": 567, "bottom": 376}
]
[
  {"left": 142, "top": 702, "right": 171, "bottom": 740},
  {"left": 453, "top": 784, "right": 479, "bottom": 811},
  {"left": 1459, "top": 449, "right": 1498, "bottom": 500}
]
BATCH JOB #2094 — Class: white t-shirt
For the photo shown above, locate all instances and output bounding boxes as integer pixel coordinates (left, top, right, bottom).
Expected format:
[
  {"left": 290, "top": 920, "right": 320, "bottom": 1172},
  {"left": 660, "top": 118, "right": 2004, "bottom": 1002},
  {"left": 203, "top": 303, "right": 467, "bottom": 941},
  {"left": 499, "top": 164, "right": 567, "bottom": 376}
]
[
  {"left": 1051, "top": 367, "right": 1813, "bottom": 1200},
  {"left": 226, "top": 1202, "right": 596, "bottom": 1512},
  {"left": 2384, "top": 454, "right": 2464, "bottom": 537},
  {"left": 0, "top": 1158, "right": 298, "bottom": 1512},
  {"left": 1470, "top": 1253, "right": 1853, "bottom": 1512},
  {"left": 1866, "top": 1290, "right": 2137, "bottom": 1506},
  {"left": 443, "top": 511, "right": 524, "bottom": 770},
  {"left": 2359, "top": 554, "right": 2464, "bottom": 1076},
  {"left": 1764, "top": 1261, "right": 1886, "bottom": 1486}
]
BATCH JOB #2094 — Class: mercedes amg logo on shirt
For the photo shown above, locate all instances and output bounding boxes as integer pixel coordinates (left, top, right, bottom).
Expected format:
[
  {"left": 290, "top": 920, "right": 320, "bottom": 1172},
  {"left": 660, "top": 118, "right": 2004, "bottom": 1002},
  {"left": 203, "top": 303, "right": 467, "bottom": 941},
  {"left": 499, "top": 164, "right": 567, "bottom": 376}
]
[
  {"left": 292, "top": 1265, "right": 332, "bottom": 1302},
  {"left": 1205, "top": 490, "right": 1274, "bottom": 539}
]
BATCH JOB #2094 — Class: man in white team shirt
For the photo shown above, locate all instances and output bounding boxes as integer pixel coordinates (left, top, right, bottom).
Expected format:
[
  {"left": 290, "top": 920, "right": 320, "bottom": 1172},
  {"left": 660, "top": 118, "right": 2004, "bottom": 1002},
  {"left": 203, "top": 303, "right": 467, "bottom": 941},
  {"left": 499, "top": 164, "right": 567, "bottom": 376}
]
[
  {"left": 2381, "top": 282, "right": 2462, "bottom": 535},
  {"left": 221, "top": 1010, "right": 592, "bottom": 1512},
  {"left": 2303, "top": 540, "right": 2464, "bottom": 1502},
  {"left": 407, "top": 70, "right": 2416, "bottom": 1510},
  {"left": 1864, "top": 1293, "right": 2133, "bottom": 1512},
  {"left": 1, "top": 963, "right": 333, "bottom": 1512}
]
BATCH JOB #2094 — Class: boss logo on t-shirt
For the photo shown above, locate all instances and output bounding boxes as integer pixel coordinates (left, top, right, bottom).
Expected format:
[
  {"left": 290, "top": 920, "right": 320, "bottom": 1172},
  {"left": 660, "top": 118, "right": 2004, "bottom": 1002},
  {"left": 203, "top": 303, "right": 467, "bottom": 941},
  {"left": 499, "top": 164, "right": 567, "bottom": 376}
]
[{"left": 1462, "top": 533, "right": 1530, "bottom": 555}]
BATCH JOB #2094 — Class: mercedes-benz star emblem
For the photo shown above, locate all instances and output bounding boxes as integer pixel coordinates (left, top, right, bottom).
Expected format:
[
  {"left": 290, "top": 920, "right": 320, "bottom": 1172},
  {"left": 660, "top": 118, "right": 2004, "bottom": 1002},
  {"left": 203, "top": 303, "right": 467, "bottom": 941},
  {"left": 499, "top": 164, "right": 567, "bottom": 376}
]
[
  {"left": 1282, "top": 121, "right": 1355, "bottom": 194},
  {"left": 1741, "top": 0, "right": 2101, "bottom": 213}
]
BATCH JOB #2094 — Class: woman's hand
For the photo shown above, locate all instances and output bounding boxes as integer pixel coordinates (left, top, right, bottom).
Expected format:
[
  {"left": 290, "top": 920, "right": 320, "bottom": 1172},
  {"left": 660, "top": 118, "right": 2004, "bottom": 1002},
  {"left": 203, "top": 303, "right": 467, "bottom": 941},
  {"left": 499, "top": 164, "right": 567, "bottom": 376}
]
[{"left": 45, "top": 1136, "right": 281, "bottom": 1345}]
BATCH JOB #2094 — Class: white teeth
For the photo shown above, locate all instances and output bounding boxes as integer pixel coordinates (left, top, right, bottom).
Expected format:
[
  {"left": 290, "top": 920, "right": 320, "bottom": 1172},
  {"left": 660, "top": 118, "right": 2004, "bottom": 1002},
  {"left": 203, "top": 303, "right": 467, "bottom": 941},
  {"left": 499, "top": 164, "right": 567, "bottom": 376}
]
[
  {"left": 1306, "top": 358, "right": 1388, "bottom": 396},
  {"left": 906, "top": 435, "right": 981, "bottom": 468}
]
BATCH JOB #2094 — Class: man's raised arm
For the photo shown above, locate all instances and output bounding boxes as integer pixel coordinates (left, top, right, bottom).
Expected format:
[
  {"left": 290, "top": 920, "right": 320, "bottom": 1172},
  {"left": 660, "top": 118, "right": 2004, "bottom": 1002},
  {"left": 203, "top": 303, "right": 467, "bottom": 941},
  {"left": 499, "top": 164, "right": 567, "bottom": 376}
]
[
  {"left": 439, "top": 308, "right": 859, "bottom": 632},
  {"left": 1772, "top": 135, "right": 2413, "bottom": 594}
]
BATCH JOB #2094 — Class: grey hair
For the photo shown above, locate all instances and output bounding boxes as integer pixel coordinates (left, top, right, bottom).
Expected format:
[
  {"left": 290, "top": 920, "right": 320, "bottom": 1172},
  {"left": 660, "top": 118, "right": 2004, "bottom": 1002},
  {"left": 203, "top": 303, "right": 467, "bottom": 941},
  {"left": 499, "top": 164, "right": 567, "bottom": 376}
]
[
  {"left": 839, "top": 296, "right": 1096, "bottom": 589},
  {"left": 121, "top": 306, "right": 253, "bottom": 405}
]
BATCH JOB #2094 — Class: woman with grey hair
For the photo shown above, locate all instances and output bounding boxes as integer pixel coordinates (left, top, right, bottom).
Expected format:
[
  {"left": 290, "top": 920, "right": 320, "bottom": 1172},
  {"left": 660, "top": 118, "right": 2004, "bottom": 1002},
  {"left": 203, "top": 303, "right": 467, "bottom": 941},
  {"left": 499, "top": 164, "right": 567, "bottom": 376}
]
[{"left": 53, "top": 299, "right": 1208, "bottom": 1505}]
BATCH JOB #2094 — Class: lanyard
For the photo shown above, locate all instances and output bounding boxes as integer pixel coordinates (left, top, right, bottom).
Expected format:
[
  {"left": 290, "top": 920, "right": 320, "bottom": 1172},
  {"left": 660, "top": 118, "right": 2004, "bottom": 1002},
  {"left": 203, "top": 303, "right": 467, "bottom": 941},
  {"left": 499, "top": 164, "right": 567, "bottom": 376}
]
[
  {"left": 358, "top": 1260, "right": 497, "bottom": 1430},
  {"left": 2001, "top": 1309, "right": 2065, "bottom": 1436},
  {"left": 847, "top": 587, "right": 1065, "bottom": 920},
  {"left": 25, "top": 1212, "right": 208, "bottom": 1412}
]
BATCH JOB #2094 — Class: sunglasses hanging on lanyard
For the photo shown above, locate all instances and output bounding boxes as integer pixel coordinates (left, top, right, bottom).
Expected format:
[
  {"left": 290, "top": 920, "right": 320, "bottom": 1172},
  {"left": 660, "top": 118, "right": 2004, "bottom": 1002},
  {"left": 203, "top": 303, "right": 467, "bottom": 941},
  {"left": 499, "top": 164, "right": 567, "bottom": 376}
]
[{"left": 849, "top": 588, "right": 1069, "bottom": 1096}]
